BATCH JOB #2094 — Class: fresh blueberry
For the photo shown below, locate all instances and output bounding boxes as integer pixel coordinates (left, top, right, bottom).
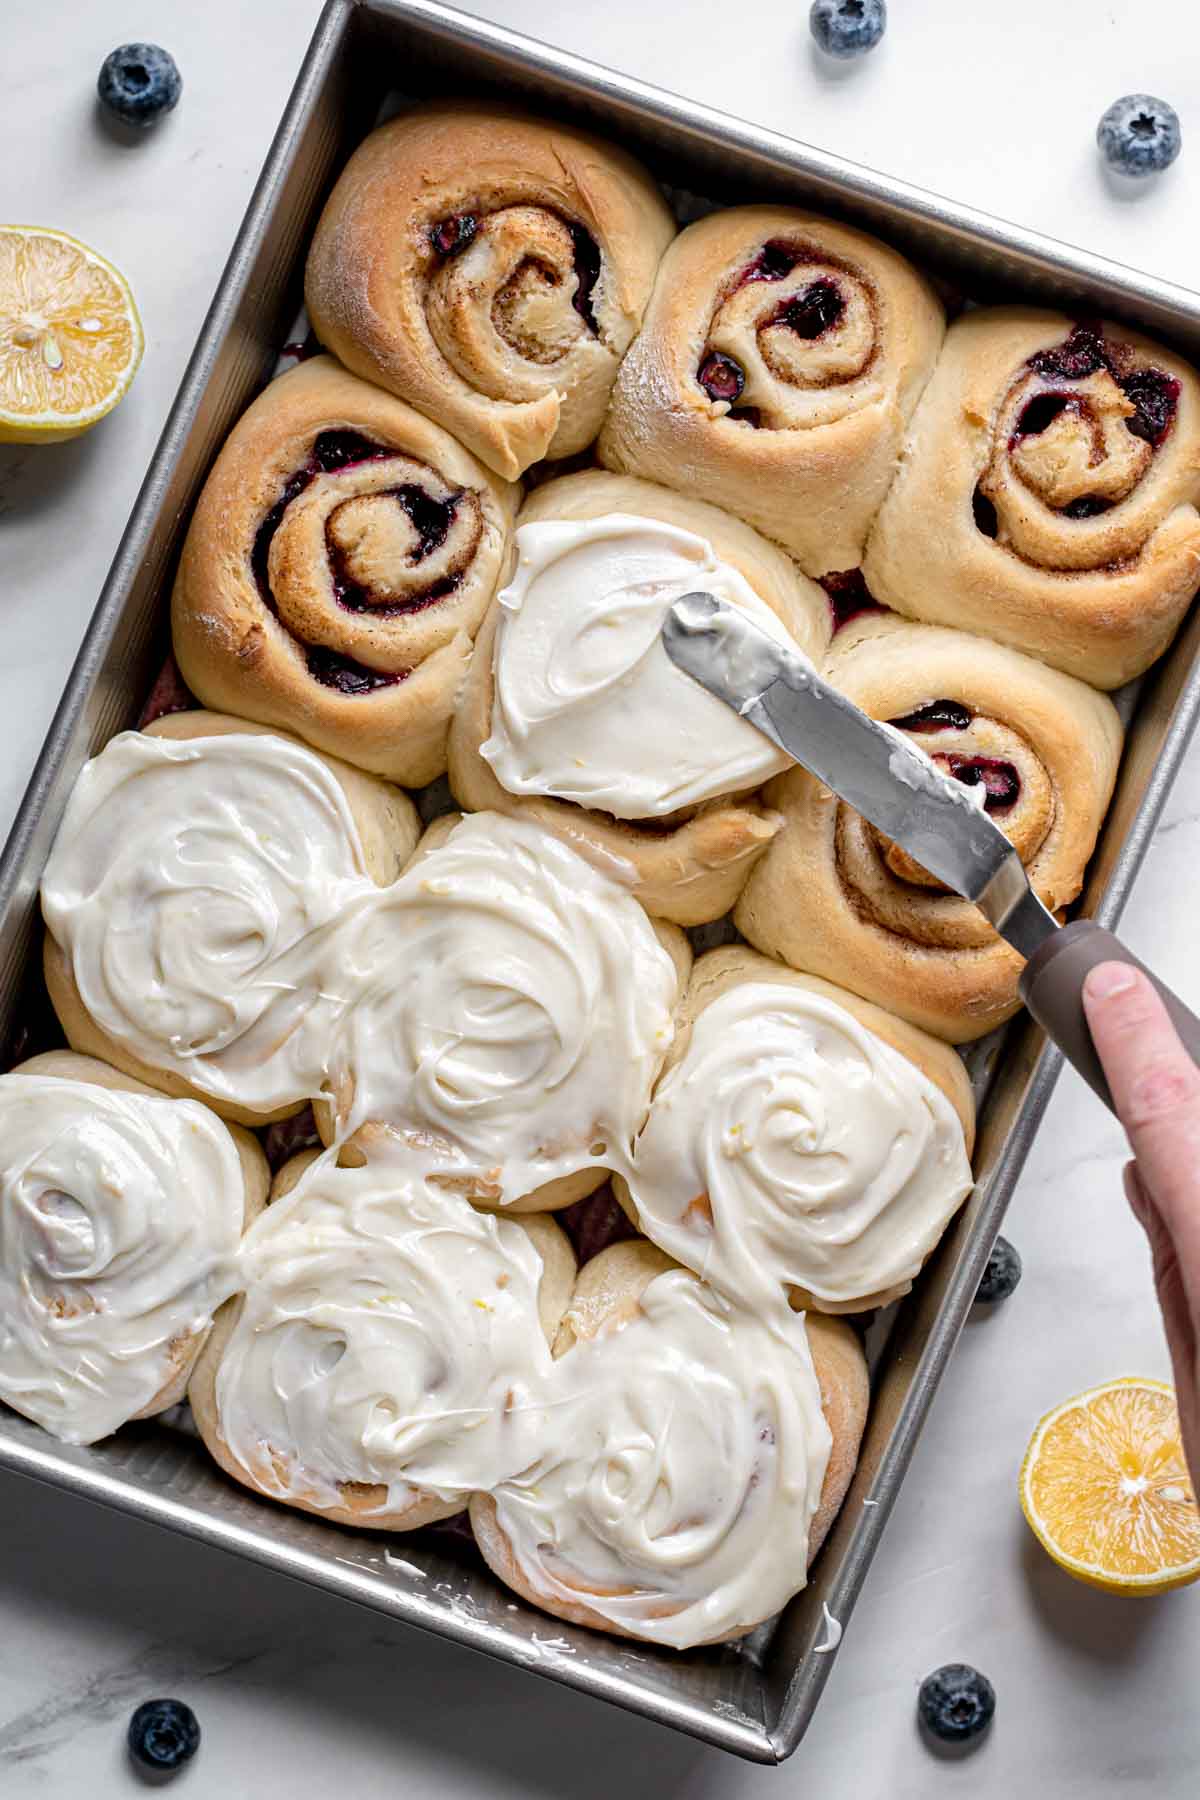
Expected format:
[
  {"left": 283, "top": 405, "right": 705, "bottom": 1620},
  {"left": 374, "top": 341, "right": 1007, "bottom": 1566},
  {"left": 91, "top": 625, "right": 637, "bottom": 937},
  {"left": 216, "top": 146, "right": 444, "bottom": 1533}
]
[
  {"left": 810, "top": 0, "right": 886, "bottom": 59},
  {"left": 976, "top": 1235, "right": 1022, "bottom": 1305},
  {"left": 127, "top": 1699, "right": 200, "bottom": 1774},
  {"left": 1097, "top": 95, "right": 1181, "bottom": 177},
  {"left": 97, "top": 44, "right": 182, "bottom": 130},
  {"left": 918, "top": 1664, "right": 996, "bottom": 1745}
]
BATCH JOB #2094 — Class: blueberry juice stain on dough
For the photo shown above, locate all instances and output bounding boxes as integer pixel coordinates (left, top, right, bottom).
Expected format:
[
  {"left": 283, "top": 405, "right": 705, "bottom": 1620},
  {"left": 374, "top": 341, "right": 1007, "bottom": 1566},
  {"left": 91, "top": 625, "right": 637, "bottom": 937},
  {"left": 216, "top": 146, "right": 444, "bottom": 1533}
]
[
  {"left": 972, "top": 322, "right": 1182, "bottom": 539},
  {"left": 696, "top": 240, "right": 848, "bottom": 412},
  {"left": 889, "top": 700, "right": 1020, "bottom": 814},
  {"left": 428, "top": 209, "right": 604, "bottom": 335},
  {"left": 249, "top": 429, "right": 470, "bottom": 696}
]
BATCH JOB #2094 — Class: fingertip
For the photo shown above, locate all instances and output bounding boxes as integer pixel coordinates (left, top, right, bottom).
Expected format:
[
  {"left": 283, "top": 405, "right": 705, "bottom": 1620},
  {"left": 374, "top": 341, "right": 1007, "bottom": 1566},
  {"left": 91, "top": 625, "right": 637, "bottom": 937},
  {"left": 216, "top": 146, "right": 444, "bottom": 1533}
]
[{"left": 1083, "top": 960, "right": 1143, "bottom": 1009}]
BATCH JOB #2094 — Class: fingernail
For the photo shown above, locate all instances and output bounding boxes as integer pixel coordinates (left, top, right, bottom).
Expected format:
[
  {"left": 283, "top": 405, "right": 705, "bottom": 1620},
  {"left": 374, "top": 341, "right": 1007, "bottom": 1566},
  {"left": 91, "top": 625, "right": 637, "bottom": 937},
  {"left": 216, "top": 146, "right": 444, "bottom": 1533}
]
[{"left": 1084, "top": 962, "right": 1140, "bottom": 1002}]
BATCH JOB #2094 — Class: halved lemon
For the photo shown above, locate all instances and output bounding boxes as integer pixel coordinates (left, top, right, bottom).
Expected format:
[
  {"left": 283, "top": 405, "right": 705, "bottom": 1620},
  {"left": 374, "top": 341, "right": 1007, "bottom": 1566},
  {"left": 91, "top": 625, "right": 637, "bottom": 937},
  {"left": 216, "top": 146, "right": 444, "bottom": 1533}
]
[
  {"left": 0, "top": 225, "right": 143, "bottom": 442},
  {"left": 1020, "top": 1377, "right": 1200, "bottom": 1595}
]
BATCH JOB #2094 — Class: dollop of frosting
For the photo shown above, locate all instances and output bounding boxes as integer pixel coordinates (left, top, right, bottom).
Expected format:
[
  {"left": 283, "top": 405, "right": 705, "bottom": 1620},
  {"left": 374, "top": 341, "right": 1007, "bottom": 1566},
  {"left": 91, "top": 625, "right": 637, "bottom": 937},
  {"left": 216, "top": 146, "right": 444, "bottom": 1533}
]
[
  {"left": 626, "top": 982, "right": 973, "bottom": 1311},
  {"left": 40, "top": 732, "right": 370, "bottom": 1115},
  {"left": 332, "top": 811, "right": 679, "bottom": 1202},
  {"left": 214, "top": 1146, "right": 554, "bottom": 1515},
  {"left": 488, "top": 1269, "right": 831, "bottom": 1647},
  {"left": 0, "top": 1073, "right": 244, "bottom": 1444},
  {"left": 480, "top": 516, "right": 801, "bottom": 818}
]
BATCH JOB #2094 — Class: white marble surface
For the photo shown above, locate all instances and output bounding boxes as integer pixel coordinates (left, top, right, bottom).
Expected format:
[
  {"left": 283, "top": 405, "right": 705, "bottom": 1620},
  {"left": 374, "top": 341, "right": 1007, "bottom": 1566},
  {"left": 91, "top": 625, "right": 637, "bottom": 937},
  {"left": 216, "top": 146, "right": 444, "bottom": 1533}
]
[{"left": 3, "top": 0, "right": 1200, "bottom": 1792}]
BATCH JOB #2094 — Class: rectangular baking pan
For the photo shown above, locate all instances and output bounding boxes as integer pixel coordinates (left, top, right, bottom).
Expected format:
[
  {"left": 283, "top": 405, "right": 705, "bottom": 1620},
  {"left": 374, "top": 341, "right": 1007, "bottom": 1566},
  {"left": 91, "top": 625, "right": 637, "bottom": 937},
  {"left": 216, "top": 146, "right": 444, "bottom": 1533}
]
[{"left": 2, "top": 0, "right": 1199, "bottom": 1764}]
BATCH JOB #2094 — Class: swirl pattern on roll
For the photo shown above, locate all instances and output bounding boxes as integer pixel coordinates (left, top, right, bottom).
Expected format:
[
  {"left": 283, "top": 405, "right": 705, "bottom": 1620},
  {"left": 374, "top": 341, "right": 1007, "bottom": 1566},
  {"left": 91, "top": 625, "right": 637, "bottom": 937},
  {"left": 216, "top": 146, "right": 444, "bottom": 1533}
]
[
  {"left": 171, "top": 356, "right": 518, "bottom": 786},
  {"left": 471, "top": 1251, "right": 836, "bottom": 1648},
  {"left": 41, "top": 729, "right": 376, "bottom": 1119},
  {"left": 329, "top": 811, "right": 686, "bottom": 1208},
  {"left": 305, "top": 104, "right": 676, "bottom": 480},
  {"left": 735, "top": 613, "right": 1123, "bottom": 1041},
  {"left": 622, "top": 950, "right": 975, "bottom": 1314},
  {"left": 450, "top": 470, "right": 832, "bottom": 926},
  {"left": 598, "top": 206, "right": 945, "bottom": 573},
  {"left": 863, "top": 308, "right": 1200, "bottom": 687},
  {"left": 0, "top": 1066, "right": 246, "bottom": 1445},
  {"left": 193, "top": 1143, "right": 569, "bottom": 1528}
]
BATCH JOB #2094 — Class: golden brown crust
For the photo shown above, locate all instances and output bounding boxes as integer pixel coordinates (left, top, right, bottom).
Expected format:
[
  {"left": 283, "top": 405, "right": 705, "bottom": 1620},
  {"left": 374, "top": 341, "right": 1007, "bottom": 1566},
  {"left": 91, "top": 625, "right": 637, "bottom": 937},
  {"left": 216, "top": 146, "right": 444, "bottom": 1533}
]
[
  {"left": 9, "top": 1050, "right": 268, "bottom": 1419},
  {"left": 41, "top": 713, "right": 418, "bottom": 1128},
  {"left": 448, "top": 471, "right": 833, "bottom": 925},
  {"left": 862, "top": 307, "right": 1200, "bottom": 687},
  {"left": 305, "top": 104, "right": 675, "bottom": 479},
  {"left": 735, "top": 613, "right": 1123, "bottom": 1041},
  {"left": 598, "top": 205, "right": 945, "bottom": 573},
  {"left": 170, "top": 356, "right": 518, "bottom": 786},
  {"left": 469, "top": 1241, "right": 868, "bottom": 1643},
  {"left": 188, "top": 1147, "right": 576, "bottom": 1533}
]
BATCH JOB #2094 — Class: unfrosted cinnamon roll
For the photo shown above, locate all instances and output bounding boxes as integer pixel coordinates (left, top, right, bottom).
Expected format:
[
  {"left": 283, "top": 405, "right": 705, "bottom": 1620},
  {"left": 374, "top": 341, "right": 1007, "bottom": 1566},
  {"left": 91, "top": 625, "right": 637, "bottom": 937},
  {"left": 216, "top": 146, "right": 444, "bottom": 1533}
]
[
  {"left": 324, "top": 810, "right": 690, "bottom": 1211},
  {"left": 862, "top": 309, "right": 1200, "bottom": 687},
  {"left": 305, "top": 104, "right": 675, "bottom": 480},
  {"left": 41, "top": 714, "right": 418, "bottom": 1126},
  {"left": 735, "top": 614, "right": 1123, "bottom": 1041},
  {"left": 0, "top": 1051, "right": 267, "bottom": 1445},
  {"left": 449, "top": 471, "right": 831, "bottom": 924},
  {"left": 469, "top": 1241, "right": 868, "bottom": 1647},
  {"left": 597, "top": 206, "right": 945, "bottom": 574},
  {"left": 618, "top": 948, "right": 975, "bottom": 1314},
  {"left": 171, "top": 357, "right": 518, "bottom": 786},
  {"left": 189, "top": 1132, "right": 574, "bottom": 1531}
]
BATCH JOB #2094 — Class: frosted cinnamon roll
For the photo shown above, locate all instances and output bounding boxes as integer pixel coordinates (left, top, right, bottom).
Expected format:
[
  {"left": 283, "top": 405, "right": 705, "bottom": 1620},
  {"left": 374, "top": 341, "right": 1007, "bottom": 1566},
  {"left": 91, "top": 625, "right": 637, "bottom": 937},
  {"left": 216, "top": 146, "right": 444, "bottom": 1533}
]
[
  {"left": 469, "top": 1242, "right": 868, "bottom": 1647},
  {"left": 597, "top": 206, "right": 944, "bottom": 574},
  {"left": 618, "top": 948, "right": 974, "bottom": 1315},
  {"left": 305, "top": 104, "right": 675, "bottom": 480},
  {"left": 735, "top": 614, "right": 1123, "bottom": 1041},
  {"left": 449, "top": 471, "right": 831, "bottom": 924},
  {"left": 190, "top": 1132, "right": 574, "bottom": 1530},
  {"left": 325, "top": 810, "right": 690, "bottom": 1210},
  {"left": 862, "top": 309, "right": 1200, "bottom": 687},
  {"left": 41, "top": 715, "right": 418, "bottom": 1125},
  {"left": 171, "top": 357, "right": 518, "bottom": 786},
  {"left": 0, "top": 1051, "right": 267, "bottom": 1446}
]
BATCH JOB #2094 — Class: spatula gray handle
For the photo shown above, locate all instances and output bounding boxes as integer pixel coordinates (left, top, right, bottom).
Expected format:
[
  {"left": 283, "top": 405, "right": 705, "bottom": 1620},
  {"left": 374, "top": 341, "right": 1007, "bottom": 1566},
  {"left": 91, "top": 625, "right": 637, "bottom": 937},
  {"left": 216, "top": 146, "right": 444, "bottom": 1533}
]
[{"left": 1019, "top": 920, "right": 1200, "bottom": 1113}]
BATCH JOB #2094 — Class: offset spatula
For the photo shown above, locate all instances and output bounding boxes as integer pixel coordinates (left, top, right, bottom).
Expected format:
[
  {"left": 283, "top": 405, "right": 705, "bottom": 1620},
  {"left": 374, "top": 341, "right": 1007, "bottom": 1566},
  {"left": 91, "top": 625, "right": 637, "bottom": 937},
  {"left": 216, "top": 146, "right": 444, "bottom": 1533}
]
[{"left": 662, "top": 591, "right": 1200, "bottom": 1112}]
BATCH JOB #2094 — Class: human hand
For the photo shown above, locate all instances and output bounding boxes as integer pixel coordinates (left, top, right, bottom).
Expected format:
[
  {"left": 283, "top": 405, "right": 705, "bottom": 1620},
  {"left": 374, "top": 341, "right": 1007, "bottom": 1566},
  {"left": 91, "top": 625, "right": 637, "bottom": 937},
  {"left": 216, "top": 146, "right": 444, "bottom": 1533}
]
[{"left": 1082, "top": 962, "right": 1200, "bottom": 1490}]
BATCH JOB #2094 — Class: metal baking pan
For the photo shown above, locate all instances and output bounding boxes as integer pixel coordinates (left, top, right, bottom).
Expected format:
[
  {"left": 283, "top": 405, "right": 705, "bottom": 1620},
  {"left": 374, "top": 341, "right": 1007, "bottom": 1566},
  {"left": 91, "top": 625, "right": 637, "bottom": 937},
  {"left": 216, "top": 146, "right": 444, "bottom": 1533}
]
[{"left": 2, "top": 0, "right": 1199, "bottom": 1764}]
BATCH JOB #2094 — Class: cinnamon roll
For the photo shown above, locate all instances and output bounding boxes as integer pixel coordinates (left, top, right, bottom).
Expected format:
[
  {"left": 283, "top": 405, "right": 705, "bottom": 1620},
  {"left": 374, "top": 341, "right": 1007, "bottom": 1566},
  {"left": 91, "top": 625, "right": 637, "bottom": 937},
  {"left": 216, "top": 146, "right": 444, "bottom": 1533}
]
[
  {"left": 189, "top": 1131, "right": 574, "bottom": 1531},
  {"left": 862, "top": 309, "right": 1200, "bottom": 687},
  {"left": 0, "top": 1051, "right": 267, "bottom": 1445},
  {"left": 735, "top": 614, "right": 1123, "bottom": 1041},
  {"left": 597, "top": 206, "right": 945, "bottom": 574},
  {"left": 171, "top": 356, "right": 518, "bottom": 786},
  {"left": 304, "top": 104, "right": 675, "bottom": 480},
  {"left": 41, "top": 715, "right": 419, "bottom": 1126},
  {"left": 324, "top": 810, "right": 691, "bottom": 1211},
  {"left": 469, "top": 1241, "right": 868, "bottom": 1647},
  {"left": 449, "top": 471, "right": 831, "bottom": 924},
  {"left": 618, "top": 948, "right": 975, "bottom": 1314}
]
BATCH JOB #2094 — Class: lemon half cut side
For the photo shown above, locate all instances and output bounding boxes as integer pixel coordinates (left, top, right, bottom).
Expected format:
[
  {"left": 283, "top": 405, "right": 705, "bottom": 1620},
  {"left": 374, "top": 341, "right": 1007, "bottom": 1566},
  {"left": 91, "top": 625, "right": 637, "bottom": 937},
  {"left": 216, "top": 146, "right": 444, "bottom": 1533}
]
[
  {"left": 1020, "top": 1376, "right": 1200, "bottom": 1595},
  {"left": 0, "top": 225, "right": 143, "bottom": 443}
]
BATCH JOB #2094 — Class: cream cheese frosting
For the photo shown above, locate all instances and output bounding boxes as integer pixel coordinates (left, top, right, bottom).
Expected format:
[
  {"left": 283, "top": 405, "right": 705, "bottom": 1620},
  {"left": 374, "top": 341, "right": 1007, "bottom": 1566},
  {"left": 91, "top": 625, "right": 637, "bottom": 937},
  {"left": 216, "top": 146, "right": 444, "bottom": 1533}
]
[
  {"left": 332, "top": 811, "right": 679, "bottom": 1202},
  {"left": 40, "top": 731, "right": 371, "bottom": 1115},
  {"left": 0, "top": 1073, "right": 244, "bottom": 1444},
  {"left": 213, "top": 1147, "right": 555, "bottom": 1516},
  {"left": 487, "top": 1268, "right": 832, "bottom": 1647},
  {"left": 627, "top": 982, "right": 973, "bottom": 1312},
  {"left": 479, "top": 515, "right": 803, "bottom": 818}
]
